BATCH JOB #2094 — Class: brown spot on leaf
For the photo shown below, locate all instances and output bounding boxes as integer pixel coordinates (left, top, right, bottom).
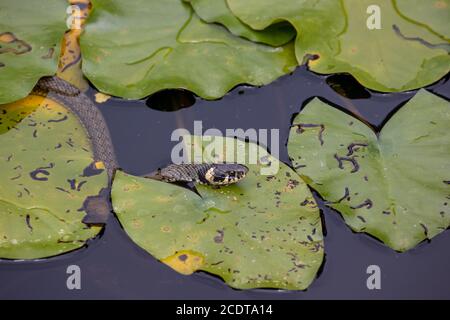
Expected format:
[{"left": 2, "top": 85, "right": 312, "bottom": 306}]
[{"left": 0, "top": 32, "right": 32, "bottom": 55}]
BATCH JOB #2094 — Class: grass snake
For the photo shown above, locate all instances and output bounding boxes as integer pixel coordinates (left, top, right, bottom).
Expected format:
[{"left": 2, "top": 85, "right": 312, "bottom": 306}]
[{"left": 32, "top": 76, "right": 249, "bottom": 186}]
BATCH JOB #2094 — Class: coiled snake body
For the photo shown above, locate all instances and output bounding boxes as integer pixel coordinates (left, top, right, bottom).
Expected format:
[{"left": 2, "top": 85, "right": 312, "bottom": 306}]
[{"left": 32, "top": 76, "right": 248, "bottom": 186}]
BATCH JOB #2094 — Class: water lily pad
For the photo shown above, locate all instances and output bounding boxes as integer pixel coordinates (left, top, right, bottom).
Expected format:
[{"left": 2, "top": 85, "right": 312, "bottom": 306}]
[
  {"left": 395, "top": 0, "right": 450, "bottom": 40},
  {"left": 112, "top": 136, "right": 323, "bottom": 290},
  {"left": 81, "top": 0, "right": 297, "bottom": 100},
  {"left": 227, "top": 0, "right": 450, "bottom": 92},
  {"left": 184, "top": 0, "right": 295, "bottom": 46},
  {"left": 0, "top": 0, "right": 67, "bottom": 104},
  {"left": 287, "top": 90, "right": 450, "bottom": 252},
  {"left": 0, "top": 95, "right": 108, "bottom": 259}
]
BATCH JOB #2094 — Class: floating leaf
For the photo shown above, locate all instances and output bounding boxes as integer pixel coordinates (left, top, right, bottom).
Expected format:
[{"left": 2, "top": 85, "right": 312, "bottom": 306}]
[
  {"left": 287, "top": 90, "right": 450, "bottom": 252},
  {"left": 395, "top": 0, "right": 450, "bottom": 40},
  {"left": 0, "top": 0, "right": 67, "bottom": 104},
  {"left": 184, "top": 0, "right": 295, "bottom": 46},
  {"left": 227, "top": 0, "right": 450, "bottom": 92},
  {"left": 0, "top": 95, "right": 108, "bottom": 259},
  {"left": 56, "top": 0, "right": 92, "bottom": 92},
  {"left": 112, "top": 136, "right": 323, "bottom": 290},
  {"left": 81, "top": 0, "right": 297, "bottom": 100}
]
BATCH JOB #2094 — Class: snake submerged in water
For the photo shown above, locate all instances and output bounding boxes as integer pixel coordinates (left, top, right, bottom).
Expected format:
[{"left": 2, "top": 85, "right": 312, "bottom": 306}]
[{"left": 32, "top": 76, "right": 249, "bottom": 188}]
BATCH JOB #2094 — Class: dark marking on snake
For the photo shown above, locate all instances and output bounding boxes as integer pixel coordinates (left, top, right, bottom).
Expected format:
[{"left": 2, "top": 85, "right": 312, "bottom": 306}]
[
  {"left": 350, "top": 199, "right": 373, "bottom": 209},
  {"left": 60, "top": 53, "right": 81, "bottom": 72},
  {"left": 0, "top": 62, "right": 4, "bottom": 68},
  {"left": 347, "top": 143, "right": 368, "bottom": 156},
  {"left": 334, "top": 154, "right": 360, "bottom": 173},
  {"left": 293, "top": 123, "right": 325, "bottom": 145},
  {"left": 357, "top": 216, "right": 366, "bottom": 223}
]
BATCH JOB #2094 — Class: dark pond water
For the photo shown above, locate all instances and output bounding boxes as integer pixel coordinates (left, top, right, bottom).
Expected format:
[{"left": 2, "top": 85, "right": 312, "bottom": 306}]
[{"left": 0, "top": 67, "right": 449, "bottom": 299}]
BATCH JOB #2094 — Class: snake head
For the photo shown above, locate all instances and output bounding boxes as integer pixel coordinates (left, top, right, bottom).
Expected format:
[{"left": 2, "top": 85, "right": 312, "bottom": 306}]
[{"left": 206, "top": 164, "right": 249, "bottom": 186}]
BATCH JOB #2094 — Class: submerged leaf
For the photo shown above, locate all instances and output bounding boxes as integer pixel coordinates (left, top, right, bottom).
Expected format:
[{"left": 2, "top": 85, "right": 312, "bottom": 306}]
[
  {"left": 81, "top": 0, "right": 297, "bottom": 100},
  {"left": 227, "top": 0, "right": 450, "bottom": 92},
  {"left": 112, "top": 136, "right": 323, "bottom": 290},
  {"left": 287, "top": 90, "right": 450, "bottom": 252},
  {"left": 0, "top": 0, "right": 67, "bottom": 104},
  {"left": 184, "top": 0, "right": 295, "bottom": 46},
  {"left": 56, "top": 0, "right": 92, "bottom": 92},
  {"left": 0, "top": 95, "right": 108, "bottom": 259}
]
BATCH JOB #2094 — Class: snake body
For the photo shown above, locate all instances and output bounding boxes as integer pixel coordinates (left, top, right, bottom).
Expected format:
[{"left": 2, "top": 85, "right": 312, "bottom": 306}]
[
  {"left": 33, "top": 76, "right": 118, "bottom": 179},
  {"left": 147, "top": 163, "right": 248, "bottom": 185},
  {"left": 32, "top": 76, "right": 248, "bottom": 186}
]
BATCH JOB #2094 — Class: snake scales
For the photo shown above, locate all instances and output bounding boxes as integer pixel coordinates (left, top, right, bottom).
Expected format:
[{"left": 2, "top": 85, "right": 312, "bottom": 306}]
[{"left": 32, "top": 76, "right": 248, "bottom": 186}]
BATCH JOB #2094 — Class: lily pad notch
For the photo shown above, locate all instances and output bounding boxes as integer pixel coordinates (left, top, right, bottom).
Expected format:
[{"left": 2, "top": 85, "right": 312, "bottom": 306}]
[{"left": 288, "top": 89, "right": 450, "bottom": 252}]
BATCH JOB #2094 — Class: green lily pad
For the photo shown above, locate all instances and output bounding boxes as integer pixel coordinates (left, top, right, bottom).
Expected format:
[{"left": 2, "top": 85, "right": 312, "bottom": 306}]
[
  {"left": 0, "top": 0, "right": 67, "bottom": 104},
  {"left": 287, "top": 90, "right": 450, "bottom": 252},
  {"left": 227, "top": 0, "right": 450, "bottom": 92},
  {"left": 112, "top": 136, "right": 324, "bottom": 290},
  {"left": 184, "top": 0, "right": 295, "bottom": 46},
  {"left": 395, "top": 0, "right": 450, "bottom": 40},
  {"left": 0, "top": 95, "right": 108, "bottom": 259},
  {"left": 81, "top": 0, "right": 297, "bottom": 100}
]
